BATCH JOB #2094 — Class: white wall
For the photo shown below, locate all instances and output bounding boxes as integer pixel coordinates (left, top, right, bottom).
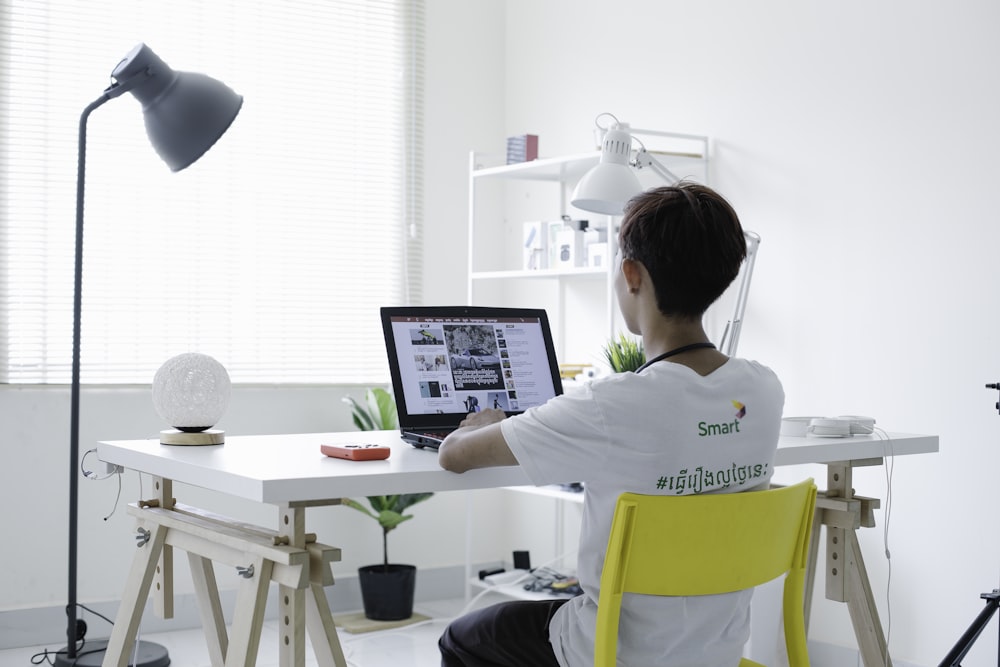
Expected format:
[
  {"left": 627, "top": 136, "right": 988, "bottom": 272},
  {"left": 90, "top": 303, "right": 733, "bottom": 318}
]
[
  {"left": 422, "top": 0, "right": 506, "bottom": 304},
  {"left": 481, "top": 0, "right": 999, "bottom": 664}
]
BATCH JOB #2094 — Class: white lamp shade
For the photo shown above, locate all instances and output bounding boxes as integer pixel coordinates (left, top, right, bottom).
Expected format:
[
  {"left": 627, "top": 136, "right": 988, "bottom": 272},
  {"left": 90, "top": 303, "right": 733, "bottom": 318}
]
[
  {"left": 571, "top": 162, "right": 642, "bottom": 215},
  {"left": 152, "top": 353, "right": 231, "bottom": 431},
  {"left": 571, "top": 124, "right": 641, "bottom": 215}
]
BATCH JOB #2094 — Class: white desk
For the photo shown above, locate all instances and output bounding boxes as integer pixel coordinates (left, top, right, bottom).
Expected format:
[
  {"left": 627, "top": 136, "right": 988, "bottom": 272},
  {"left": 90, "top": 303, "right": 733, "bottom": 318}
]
[{"left": 97, "top": 430, "right": 937, "bottom": 667}]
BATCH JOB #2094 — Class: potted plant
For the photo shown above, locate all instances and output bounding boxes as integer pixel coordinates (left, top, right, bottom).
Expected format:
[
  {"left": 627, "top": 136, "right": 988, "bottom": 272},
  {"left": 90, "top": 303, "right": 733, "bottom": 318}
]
[
  {"left": 602, "top": 332, "right": 645, "bottom": 373},
  {"left": 341, "top": 388, "right": 433, "bottom": 620}
]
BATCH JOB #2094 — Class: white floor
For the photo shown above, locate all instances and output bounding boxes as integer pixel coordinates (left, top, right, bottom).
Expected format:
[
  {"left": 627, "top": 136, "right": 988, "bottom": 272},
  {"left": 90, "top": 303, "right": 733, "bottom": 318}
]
[{"left": 0, "top": 598, "right": 466, "bottom": 667}]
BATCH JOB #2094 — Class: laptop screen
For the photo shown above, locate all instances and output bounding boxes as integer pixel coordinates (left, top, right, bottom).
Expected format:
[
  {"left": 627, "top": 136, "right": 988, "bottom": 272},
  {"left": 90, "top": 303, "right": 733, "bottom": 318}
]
[{"left": 381, "top": 306, "right": 564, "bottom": 431}]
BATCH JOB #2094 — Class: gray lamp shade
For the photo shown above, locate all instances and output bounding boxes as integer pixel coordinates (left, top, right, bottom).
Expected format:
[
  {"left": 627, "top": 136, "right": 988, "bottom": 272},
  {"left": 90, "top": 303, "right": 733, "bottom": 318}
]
[{"left": 112, "top": 43, "right": 243, "bottom": 172}]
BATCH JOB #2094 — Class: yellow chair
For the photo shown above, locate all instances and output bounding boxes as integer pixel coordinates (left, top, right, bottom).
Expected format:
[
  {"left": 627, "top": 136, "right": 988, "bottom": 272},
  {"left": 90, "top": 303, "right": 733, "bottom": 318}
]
[{"left": 594, "top": 478, "right": 817, "bottom": 667}]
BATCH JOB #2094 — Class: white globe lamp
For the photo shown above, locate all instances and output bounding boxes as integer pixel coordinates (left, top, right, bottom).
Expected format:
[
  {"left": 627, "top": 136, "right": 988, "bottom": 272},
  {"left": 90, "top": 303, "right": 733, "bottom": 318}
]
[{"left": 152, "top": 352, "right": 231, "bottom": 445}]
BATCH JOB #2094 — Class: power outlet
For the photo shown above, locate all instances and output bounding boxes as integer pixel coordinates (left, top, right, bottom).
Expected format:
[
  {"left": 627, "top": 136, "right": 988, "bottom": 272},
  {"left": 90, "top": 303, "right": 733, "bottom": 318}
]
[{"left": 102, "top": 461, "right": 124, "bottom": 475}]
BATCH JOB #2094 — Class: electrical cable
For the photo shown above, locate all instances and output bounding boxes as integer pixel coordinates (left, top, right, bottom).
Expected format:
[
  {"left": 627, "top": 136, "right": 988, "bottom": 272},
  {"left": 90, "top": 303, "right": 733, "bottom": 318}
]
[
  {"left": 80, "top": 448, "right": 124, "bottom": 519},
  {"left": 102, "top": 471, "right": 123, "bottom": 521},
  {"left": 131, "top": 620, "right": 143, "bottom": 667},
  {"left": 30, "top": 455, "right": 127, "bottom": 664},
  {"left": 872, "top": 426, "right": 895, "bottom": 666},
  {"left": 29, "top": 602, "right": 117, "bottom": 664},
  {"left": 30, "top": 641, "right": 106, "bottom": 666},
  {"left": 30, "top": 646, "right": 66, "bottom": 665},
  {"left": 77, "top": 603, "right": 114, "bottom": 627},
  {"left": 80, "top": 448, "right": 121, "bottom": 481}
]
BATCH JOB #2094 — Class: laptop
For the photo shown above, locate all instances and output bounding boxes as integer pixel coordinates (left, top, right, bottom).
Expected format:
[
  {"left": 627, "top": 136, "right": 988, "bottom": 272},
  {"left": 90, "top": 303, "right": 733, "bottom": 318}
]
[{"left": 381, "top": 306, "right": 564, "bottom": 449}]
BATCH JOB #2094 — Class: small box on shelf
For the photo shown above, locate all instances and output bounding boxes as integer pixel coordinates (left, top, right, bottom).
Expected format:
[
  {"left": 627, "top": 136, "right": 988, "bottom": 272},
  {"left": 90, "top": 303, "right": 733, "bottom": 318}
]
[
  {"left": 587, "top": 242, "right": 609, "bottom": 268},
  {"left": 506, "top": 134, "right": 539, "bottom": 164},
  {"left": 553, "top": 227, "right": 585, "bottom": 268},
  {"left": 583, "top": 227, "right": 607, "bottom": 246},
  {"left": 583, "top": 228, "right": 609, "bottom": 268}
]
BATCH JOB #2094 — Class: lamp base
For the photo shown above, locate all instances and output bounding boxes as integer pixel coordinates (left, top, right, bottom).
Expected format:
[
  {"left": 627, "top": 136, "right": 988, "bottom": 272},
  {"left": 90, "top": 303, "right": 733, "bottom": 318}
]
[
  {"left": 160, "top": 428, "right": 225, "bottom": 446},
  {"left": 53, "top": 639, "right": 170, "bottom": 667}
]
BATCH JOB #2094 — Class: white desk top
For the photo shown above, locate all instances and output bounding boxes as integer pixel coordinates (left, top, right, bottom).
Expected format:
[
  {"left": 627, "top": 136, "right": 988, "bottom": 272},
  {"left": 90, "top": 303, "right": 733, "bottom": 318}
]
[{"left": 97, "top": 430, "right": 938, "bottom": 506}]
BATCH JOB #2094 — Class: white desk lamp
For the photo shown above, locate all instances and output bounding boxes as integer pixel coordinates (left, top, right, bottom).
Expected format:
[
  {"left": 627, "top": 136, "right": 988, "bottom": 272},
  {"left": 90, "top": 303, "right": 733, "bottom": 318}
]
[
  {"left": 571, "top": 112, "right": 759, "bottom": 357},
  {"left": 60, "top": 43, "right": 242, "bottom": 667},
  {"left": 571, "top": 112, "right": 687, "bottom": 216}
]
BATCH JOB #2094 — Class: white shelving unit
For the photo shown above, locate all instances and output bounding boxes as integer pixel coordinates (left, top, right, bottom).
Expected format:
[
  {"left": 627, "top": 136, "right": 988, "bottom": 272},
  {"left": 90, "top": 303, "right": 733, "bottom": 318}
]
[{"left": 466, "top": 135, "right": 709, "bottom": 367}]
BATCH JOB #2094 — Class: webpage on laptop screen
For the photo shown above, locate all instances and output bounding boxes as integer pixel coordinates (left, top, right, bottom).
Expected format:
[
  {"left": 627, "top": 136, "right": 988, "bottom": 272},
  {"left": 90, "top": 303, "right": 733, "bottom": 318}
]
[{"left": 390, "top": 314, "right": 557, "bottom": 415}]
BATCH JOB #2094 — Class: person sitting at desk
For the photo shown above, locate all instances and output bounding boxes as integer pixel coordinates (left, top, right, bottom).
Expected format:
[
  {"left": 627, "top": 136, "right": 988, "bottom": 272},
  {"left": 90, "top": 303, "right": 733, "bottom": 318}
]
[{"left": 437, "top": 183, "right": 785, "bottom": 667}]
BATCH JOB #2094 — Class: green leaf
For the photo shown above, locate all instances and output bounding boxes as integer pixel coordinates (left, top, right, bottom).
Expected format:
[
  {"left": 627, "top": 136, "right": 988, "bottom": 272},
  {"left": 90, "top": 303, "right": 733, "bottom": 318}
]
[
  {"left": 341, "top": 497, "right": 378, "bottom": 520},
  {"left": 393, "top": 493, "right": 434, "bottom": 511},
  {"left": 368, "top": 388, "right": 399, "bottom": 430},
  {"left": 342, "top": 388, "right": 397, "bottom": 431},
  {"left": 602, "top": 332, "right": 646, "bottom": 373},
  {"left": 355, "top": 494, "right": 434, "bottom": 533},
  {"left": 341, "top": 396, "right": 376, "bottom": 431},
  {"left": 377, "top": 510, "right": 411, "bottom": 531},
  {"left": 366, "top": 495, "right": 393, "bottom": 513}
]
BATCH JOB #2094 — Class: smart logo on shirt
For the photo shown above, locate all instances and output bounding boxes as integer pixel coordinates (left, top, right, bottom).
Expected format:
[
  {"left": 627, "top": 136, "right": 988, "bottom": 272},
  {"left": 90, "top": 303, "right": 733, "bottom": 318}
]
[{"left": 697, "top": 399, "right": 746, "bottom": 437}]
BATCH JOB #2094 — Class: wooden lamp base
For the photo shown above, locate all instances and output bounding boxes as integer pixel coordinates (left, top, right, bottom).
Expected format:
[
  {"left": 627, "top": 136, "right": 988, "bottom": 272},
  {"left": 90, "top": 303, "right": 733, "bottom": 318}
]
[{"left": 160, "top": 429, "right": 225, "bottom": 446}]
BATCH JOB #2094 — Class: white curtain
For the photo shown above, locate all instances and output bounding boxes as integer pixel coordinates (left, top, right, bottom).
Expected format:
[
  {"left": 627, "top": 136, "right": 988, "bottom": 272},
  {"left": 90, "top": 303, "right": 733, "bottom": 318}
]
[{"left": 0, "top": 0, "right": 425, "bottom": 384}]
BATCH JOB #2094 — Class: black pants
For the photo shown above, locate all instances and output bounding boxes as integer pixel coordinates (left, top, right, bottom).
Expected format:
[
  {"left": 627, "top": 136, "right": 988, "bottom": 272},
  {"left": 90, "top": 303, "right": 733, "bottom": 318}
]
[{"left": 439, "top": 599, "right": 571, "bottom": 666}]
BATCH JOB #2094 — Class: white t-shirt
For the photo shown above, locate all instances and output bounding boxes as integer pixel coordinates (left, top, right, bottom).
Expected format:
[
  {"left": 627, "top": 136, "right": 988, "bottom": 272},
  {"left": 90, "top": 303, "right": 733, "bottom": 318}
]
[{"left": 500, "top": 357, "right": 784, "bottom": 667}]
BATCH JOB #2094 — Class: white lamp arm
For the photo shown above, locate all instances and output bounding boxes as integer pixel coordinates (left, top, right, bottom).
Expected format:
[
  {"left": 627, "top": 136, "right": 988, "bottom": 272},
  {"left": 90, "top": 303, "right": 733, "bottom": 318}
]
[
  {"left": 632, "top": 147, "right": 681, "bottom": 185},
  {"left": 718, "top": 231, "right": 761, "bottom": 357}
]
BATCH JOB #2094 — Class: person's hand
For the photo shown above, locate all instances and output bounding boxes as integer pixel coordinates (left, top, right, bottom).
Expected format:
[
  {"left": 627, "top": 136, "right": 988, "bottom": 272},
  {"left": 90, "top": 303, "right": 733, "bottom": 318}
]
[
  {"left": 440, "top": 408, "right": 516, "bottom": 472},
  {"left": 459, "top": 408, "right": 507, "bottom": 428}
]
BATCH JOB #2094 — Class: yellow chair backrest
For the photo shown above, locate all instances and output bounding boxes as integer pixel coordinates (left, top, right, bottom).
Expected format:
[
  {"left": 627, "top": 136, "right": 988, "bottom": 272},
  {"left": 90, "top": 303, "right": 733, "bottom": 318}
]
[{"left": 594, "top": 478, "right": 817, "bottom": 667}]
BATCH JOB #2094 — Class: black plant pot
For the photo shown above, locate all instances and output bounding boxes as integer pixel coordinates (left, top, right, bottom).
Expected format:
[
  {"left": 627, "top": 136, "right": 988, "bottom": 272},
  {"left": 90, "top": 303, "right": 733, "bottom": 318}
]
[{"left": 358, "top": 563, "right": 416, "bottom": 621}]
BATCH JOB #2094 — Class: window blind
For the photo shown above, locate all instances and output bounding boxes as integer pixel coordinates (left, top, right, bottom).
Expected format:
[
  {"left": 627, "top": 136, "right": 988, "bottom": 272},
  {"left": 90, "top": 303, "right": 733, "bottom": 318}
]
[{"left": 0, "top": 0, "right": 424, "bottom": 384}]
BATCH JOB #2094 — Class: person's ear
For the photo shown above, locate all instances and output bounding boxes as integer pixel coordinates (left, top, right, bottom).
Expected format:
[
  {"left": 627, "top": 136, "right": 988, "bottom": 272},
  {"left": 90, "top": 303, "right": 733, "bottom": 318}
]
[{"left": 620, "top": 257, "right": 642, "bottom": 294}]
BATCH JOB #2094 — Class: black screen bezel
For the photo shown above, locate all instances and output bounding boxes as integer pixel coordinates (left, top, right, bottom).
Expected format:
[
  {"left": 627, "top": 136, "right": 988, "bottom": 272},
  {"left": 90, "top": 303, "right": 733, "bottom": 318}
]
[{"left": 380, "top": 305, "right": 564, "bottom": 430}]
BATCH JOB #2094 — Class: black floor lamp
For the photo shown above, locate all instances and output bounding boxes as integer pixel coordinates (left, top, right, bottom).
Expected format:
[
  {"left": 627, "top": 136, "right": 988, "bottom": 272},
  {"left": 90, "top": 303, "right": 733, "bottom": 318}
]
[{"left": 56, "top": 43, "right": 242, "bottom": 667}]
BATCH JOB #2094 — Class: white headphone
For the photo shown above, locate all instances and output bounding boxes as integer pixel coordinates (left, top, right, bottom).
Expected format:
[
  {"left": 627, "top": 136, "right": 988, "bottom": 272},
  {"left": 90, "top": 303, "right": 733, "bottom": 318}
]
[{"left": 781, "top": 415, "right": 875, "bottom": 437}]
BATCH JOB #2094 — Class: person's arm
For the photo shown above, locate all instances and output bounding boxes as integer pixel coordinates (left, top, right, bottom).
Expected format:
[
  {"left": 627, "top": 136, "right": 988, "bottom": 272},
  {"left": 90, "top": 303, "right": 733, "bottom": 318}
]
[{"left": 438, "top": 408, "right": 518, "bottom": 473}]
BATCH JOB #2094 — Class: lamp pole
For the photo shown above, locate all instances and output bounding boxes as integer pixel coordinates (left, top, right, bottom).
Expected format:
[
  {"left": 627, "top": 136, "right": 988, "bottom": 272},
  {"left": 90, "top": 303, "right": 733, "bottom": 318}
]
[
  {"left": 65, "top": 94, "right": 106, "bottom": 665},
  {"left": 61, "top": 75, "right": 172, "bottom": 667}
]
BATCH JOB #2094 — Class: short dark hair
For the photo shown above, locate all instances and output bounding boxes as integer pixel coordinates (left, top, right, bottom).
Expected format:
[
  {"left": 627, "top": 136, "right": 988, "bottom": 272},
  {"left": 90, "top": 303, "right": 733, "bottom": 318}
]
[{"left": 618, "top": 182, "right": 746, "bottom": 318}]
